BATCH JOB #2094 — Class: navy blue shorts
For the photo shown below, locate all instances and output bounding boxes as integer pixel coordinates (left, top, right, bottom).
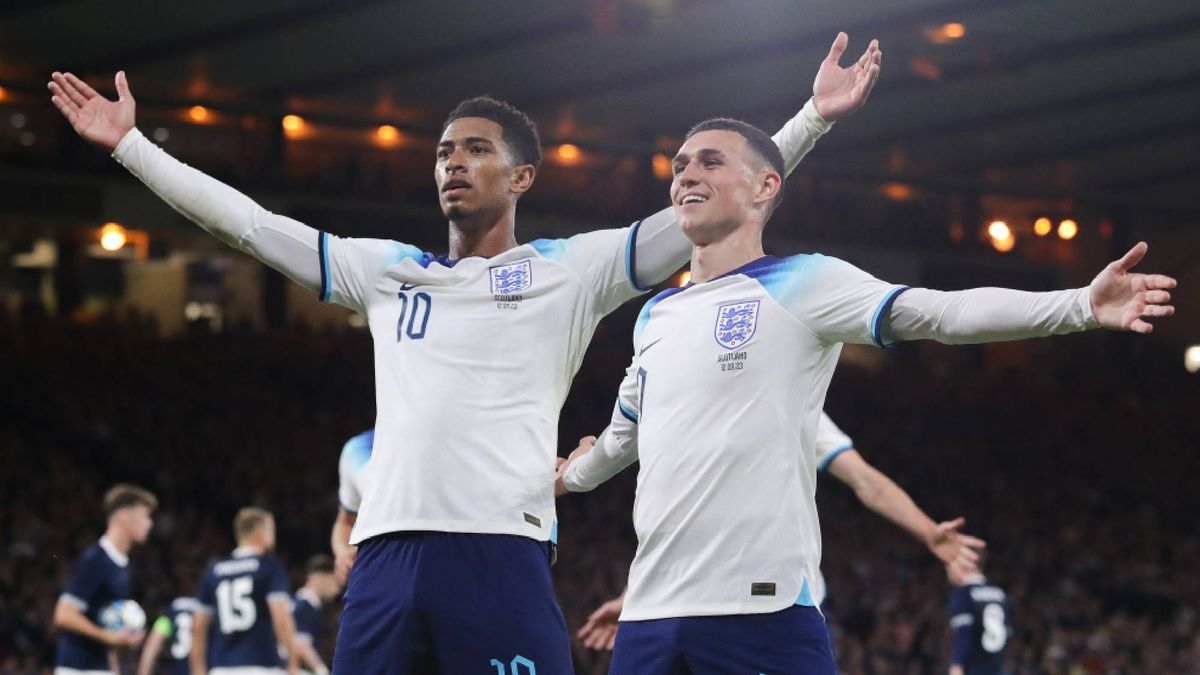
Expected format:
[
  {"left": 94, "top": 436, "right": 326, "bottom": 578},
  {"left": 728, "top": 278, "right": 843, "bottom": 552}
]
[
  {"left": 609, "top": 605, "right": 837, "bottom": 674},
  {"left": 332, "top": 532, "right": 571, "bottom": 675}
]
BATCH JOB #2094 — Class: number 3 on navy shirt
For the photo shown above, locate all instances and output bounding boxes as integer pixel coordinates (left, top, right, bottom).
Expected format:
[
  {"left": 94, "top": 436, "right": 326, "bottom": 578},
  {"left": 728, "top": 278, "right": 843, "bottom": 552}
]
[{"left": 397, "top": 284, "right": 432, "bottom": 341}]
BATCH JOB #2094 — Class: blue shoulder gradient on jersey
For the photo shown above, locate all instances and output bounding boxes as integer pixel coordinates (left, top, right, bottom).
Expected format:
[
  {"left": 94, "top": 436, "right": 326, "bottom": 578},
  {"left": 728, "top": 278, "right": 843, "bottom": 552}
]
[
  {"left": 817, "top": 443, "right": 855, "bottom": 472},
  {"left": 632, "top": 285, "right": 687, "bottom": 346},
  {"left": 741, "top": 254, "right": 817, "bottom": 311},
  {"left": 744, "top": 253, "right": 910, "bottom": 347},
  {"left": 528, "top": 237, "right": 566, "bottom": 261},
  {"left": 317, "top": 233, "right": 425, "bottom": 302},
  {"left": 530, "top": 222, "right": 650, "bottom": 292},
  {"left": 339, "top": 430, "right": 374, "bottom": 513}
]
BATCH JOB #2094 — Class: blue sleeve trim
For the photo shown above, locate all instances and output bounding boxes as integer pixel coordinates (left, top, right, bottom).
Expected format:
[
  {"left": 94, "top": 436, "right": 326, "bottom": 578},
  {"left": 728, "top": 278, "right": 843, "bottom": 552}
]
[
  {"left": 818, "top": 443, "right": 854, "bottom": 472},
  {"left": 318, "top": 231, "right": 332, "bottom": 303},
  {"left": 870, "top": 286, "right": 911, "bottom": 348},
  {"left": 617, "top": 399, "right": 639, "bottom": 424},
  {"left": 625, "top": 221, "right": 652, "bottom": 292}
]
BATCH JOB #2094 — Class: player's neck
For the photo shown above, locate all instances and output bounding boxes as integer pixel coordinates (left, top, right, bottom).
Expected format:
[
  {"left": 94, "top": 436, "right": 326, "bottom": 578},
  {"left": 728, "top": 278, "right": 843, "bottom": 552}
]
[
  {"left": 102, "top": 526, "right": 133, "bottom": 555},
  {"left": 689, "top": 226, "right": 765, "bottom": 283},
  {"left": 234, "top": 541, "right": 266, "bottom": 556},
  {"left": 447, "top": 207, "right": 518, "bottom": 259}
]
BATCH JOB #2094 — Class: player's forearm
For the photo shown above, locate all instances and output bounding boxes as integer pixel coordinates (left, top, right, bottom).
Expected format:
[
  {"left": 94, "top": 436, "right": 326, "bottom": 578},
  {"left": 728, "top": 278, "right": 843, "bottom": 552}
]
[
  {"left": 135, "top": 630, "right": 164, "bottom": 675},
  {"left": 297, "top": 639, "right": 328, "bottom": 674},
  {"left": 53, "top": 602, "right": 108, "bottom": 643},
  {"left": 772, "top": 98, "right": 833, "bottom": 175},
  {"left": 949, "top": 665, "right": 965, "bottom": 675},
  {"left": 190, "top": 613, "right": 210, "bottom": 675},
  {"left": 331, "top": 514, "right": 354, "bottom": 556},
  {"left": 111, "top": 127, "right": 323, "bottom": 291},
  {"left": 853, "top": 468, "right": 937, "bottom": 549},
  {"left": 888, "top": 286, "right": 1098, "bottom": 345},
  {"left": 563, "top": 424, "right": 638, "bottom": 492},
  {"left": 270, "top": 602, "right": 299, "bottom": 670},
  {"left": 629, "top": 99, "right": 831, "bottom": 287}
]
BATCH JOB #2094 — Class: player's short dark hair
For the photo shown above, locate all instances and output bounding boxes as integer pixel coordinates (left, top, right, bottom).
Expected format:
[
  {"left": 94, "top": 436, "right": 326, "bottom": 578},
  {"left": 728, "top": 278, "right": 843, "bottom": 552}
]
[
  {"left": 444, "top": 96, "right": 542, "bottom": 169},
  {"left": 103, "top": 484, "right": 158, "bottom": 518},
  {"left": 685, "top": 117, "right": 786, "bottom": 213},
  {"left": 306, "top": 554, "right": 335, "bottom": 576},
  {"left": 233, "top": 507, "right": 273, "bottom": 540}
]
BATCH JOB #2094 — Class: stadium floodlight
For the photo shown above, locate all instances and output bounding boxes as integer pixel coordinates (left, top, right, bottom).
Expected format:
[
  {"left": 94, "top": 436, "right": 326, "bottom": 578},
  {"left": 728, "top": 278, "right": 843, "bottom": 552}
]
[
  {"left": 99, "top": 222, "right": 127, "bottom": 251},
  {"left": 1185, "top": 345, "right": 1200, "bottom": 374},
  {"left": 1058, "top": 219, "right": 1078, "bottom": 240},
  {"left": 1034, "top": 217, "right": 1053, "bottom": 236}
]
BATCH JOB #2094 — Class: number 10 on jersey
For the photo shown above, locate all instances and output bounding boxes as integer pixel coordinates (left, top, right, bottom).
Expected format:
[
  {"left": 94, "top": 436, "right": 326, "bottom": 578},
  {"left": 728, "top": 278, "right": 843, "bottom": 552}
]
[{"left": 397, "top": 290, "right": 432, "bottom": 341}]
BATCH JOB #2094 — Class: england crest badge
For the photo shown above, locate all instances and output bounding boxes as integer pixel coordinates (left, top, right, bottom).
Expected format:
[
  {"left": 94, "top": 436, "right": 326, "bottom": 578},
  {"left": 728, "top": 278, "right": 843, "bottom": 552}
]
[
  {"left": 714, "top": 300, "right": 760, "bottom": 350},
  {"left": 489, "top": 260, "right": 532, "bottom": 294}
]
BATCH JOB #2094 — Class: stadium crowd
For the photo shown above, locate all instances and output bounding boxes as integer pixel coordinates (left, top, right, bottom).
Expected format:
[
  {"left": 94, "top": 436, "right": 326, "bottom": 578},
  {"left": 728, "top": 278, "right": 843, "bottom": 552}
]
[{"left": 1, "top": 302, "right": 1197, "bottom": 674}]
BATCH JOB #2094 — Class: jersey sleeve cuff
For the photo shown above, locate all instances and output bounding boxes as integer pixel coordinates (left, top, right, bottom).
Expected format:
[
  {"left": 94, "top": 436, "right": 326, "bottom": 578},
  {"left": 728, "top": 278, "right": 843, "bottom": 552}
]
[
  {"left": 817, "top": 443, "right": 854, "bottom": 472},
  {"left": 59, "top": 593, "right": 88, "bottom": 611},
  {"left": 111, "top": 127, "right": 146, "bottom": 161},
  {"left": 317, "top": 231, "right": 332, "bottom": 302},
  {"left": 871, "top": 286, "right": 911, "bottom": 348},
  {"left": 624, "top": 221, "right": 653, "bottom": 293}
]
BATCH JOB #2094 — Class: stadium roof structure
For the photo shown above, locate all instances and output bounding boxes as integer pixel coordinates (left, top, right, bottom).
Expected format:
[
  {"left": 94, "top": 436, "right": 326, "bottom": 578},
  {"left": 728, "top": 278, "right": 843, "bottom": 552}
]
[{"left": 0, "top": 0, "right": 1197, "bottom": 220}]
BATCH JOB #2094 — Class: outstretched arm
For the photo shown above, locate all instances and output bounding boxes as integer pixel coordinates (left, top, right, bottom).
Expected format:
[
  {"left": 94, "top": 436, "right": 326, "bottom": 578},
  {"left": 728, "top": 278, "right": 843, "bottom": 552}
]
[
  {"left": 49, "top": 72, "right": 325, "bottom": 293},
  {"left": 887, "top": 243, "right": 1175, "bottom": 344},
  {"left": 827, "top": 449, "right": 984, "bottom": 572},
  {"left": 629, "top": 33, "right": 882, "bottom": 288}
]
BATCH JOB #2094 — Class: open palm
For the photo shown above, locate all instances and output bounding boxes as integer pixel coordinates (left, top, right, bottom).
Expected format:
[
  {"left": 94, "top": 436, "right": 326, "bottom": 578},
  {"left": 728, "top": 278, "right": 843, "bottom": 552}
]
[
  {"left": 48, "top": 71, "right": 136, "bottom": 153},
  {"left": 812, "top": 32, "right": 882, "bottom": 121},
  {"left": 1089, "top": 242, "right": 1176, "bottom": 334}
]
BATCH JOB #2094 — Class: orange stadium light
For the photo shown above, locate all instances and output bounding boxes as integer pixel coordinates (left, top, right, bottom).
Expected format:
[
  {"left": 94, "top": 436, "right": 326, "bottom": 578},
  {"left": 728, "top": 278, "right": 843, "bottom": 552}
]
[
  {"left": 652, "top": 153, "right": 673, "bottom": 180},
  {"left": 188, "top": 105, "right": 210, "bottom": 123},
  {"left": 375, "top": 124, "right": 401, "bottom": 146},
  {"left": 1034, "top": 217, "right": 1053, "bottom": 237},
  {"left": 881, "top": 182, "right": 914, "bottom": 201},
  {"left": 0, "top": 85, "right": 8, "bottom": 101},
  {"left": 99, "top": 223, "right": 127, "bottom": 251},
  {"left": 282, "top": 114, "right": 306, "bottom": 137},
  {"left": 942, "top": 23, "right": 966, "bottom": 39},
  {"left": 987, "top": 220, "right": 1011, "bottom": 241},
  {"left": 1058, "top": 219, "right": 1078, "bottom": 240},
  {"left": 557, "top": 144, "right": 581, "bottom": 164},
  {"left": 678, "top": 270, "right": 692, "bottom": 287}
]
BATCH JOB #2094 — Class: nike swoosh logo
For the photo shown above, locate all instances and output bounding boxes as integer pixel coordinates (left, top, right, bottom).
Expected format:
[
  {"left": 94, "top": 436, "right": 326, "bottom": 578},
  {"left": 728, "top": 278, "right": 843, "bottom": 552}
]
[{"left": 639, "top": 338, "right": 664, "bottom": 356}]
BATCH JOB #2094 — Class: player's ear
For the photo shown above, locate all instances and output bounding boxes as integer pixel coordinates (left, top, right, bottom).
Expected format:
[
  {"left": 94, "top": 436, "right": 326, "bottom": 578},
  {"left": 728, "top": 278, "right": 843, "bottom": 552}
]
[
  {"left": 510, "top": 164, "right": 536, "bottom": 195},
  {"left": 753, "top": 170, "right": 782, "bottom": 209}
]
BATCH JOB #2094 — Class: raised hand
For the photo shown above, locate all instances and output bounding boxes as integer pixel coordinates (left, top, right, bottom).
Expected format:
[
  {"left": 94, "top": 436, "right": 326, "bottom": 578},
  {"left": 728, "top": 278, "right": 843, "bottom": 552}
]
[
  {"left": 1089, "top": 242, "right": 1177, "bottom": 334},
  {"left": 812, "top": 32, "right": 882, "bottom": 121},
  {"left": 577, "top": 594, "right": 624, "bottom": 651},
  {"left": 48, "top": 71, "right": 136, "bottom": 153},
  {"left": 928, "top": 517, "right": 986, "bottom": 572}
]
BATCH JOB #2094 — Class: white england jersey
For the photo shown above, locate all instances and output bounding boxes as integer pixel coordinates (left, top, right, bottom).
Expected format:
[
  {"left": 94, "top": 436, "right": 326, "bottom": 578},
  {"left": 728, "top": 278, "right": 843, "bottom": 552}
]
[
  {"left": 811, "top": 412, "right": 856, "bottom": 606},
  {"left": 569, "top": 253, "right": 906, "bottom": 621},
  {"left": 323, "top": 229, "right": 645, "bottom": 543},
  {"left": 337, "top": 430, "right": 374, "bottom": 514}
]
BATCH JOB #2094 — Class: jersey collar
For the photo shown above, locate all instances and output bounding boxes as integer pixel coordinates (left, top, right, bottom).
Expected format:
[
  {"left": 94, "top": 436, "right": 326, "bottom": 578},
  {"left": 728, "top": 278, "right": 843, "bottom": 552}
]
[
  {"left": 99, "top": 535, "right": 129, "bottom": 568},
  {"left": 232, "top": 546, "right": 260, "bottom": 558}
]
